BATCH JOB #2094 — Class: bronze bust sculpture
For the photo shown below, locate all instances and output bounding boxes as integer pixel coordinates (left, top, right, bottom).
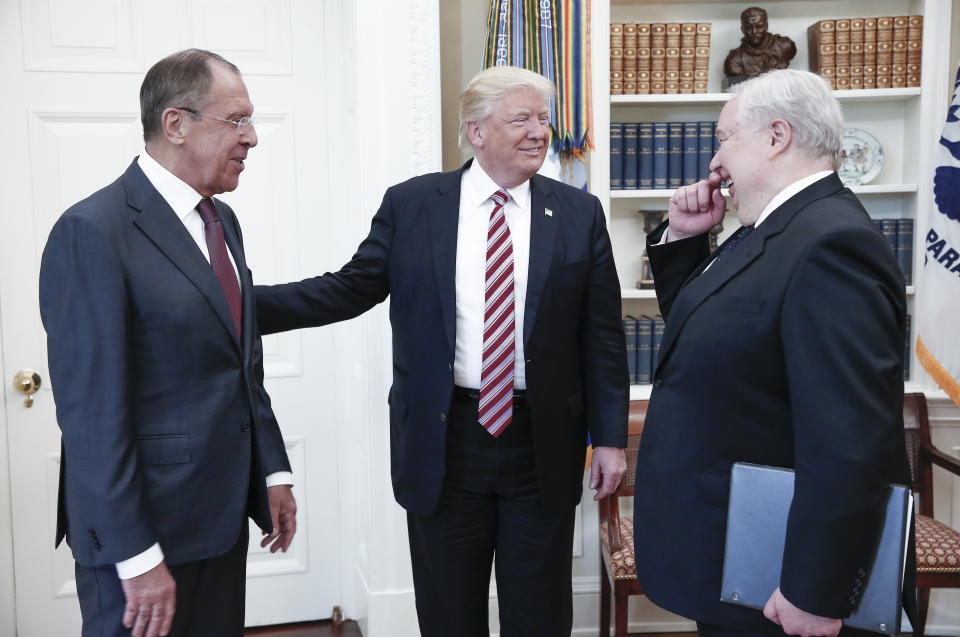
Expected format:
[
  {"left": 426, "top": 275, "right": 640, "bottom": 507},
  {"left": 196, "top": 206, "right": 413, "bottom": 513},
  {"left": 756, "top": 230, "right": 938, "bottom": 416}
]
[{"left": 723, "top": 8, "right": 796, "bottom": 86}]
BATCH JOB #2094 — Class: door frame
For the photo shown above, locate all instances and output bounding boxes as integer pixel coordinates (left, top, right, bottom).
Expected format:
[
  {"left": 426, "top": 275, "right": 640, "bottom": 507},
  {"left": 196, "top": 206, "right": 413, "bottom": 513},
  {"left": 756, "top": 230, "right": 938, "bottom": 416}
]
[{"left": 0, "top": 301, "right": 16, "bottom": 636}]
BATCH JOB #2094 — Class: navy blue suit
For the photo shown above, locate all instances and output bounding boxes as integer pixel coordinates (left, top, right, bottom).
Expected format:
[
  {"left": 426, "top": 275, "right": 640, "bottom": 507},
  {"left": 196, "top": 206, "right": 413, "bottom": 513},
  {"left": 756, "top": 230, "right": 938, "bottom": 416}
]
[
  {"left": 633, "top": 173, "right": 914, "bottom": 632},
  {"left": 40, "top": 159, "right": 290, "bottom": 633},
  {"left": 255, "top": 161, "right": 629, "bottom": 515},
  {"left": 255, "top": 160, "right": 628, "bottom": 634}
]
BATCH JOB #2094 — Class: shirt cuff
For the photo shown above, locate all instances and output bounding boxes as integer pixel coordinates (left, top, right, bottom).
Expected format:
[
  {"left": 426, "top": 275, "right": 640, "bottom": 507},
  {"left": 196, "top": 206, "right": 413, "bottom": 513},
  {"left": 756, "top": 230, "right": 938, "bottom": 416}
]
[
  {"left": 266, "top": 471, "right": 294, "bottom": 487},
  {"left": 115, "top": 543, "right": 164, "bottom": 580}
]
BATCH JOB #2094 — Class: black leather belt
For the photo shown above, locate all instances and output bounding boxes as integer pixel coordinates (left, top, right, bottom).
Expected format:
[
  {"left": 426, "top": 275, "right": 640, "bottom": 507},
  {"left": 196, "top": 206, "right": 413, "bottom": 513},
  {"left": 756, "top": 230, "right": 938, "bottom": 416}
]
[{"left": 453, "top": 385, "right": 529, "bottom": 408}]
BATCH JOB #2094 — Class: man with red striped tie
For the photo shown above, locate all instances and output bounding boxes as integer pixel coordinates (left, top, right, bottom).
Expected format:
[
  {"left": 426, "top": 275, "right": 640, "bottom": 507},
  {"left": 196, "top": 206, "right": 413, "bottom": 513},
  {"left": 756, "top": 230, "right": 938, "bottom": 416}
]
[{"left": 255, "top": 65, "right": 629, "bottom": 637}]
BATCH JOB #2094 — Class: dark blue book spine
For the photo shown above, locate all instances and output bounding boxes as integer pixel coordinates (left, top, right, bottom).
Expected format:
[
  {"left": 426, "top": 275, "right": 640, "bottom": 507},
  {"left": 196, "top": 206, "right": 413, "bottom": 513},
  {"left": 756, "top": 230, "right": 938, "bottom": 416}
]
[
  {"left": 637, "top": 317, "right": 654, "bottom": 384},
  {"left": 698, "top": 121, "right": 715, "bottom": 180},
  {"left": 652, "top": 316, "right": 665, "bottom": 371},
  {"left": 623, "top": 317, "right": 638, "bottom": 384},
  {"left": 622, "top": 123, "right": 639, "bottom": 191},
  {"left": 610, "top": 123, "right": 624, "bottom": 190},
  {"left": 682, "top": 122, "right": 699, "bottom": 185},
  {"left": 653, "top": 122, "right": 669, "bottom": 189},
  {"left": 880, "top": 219, "right": 898, "bottom": 257},
  {"left": 639, "top": 122, "right": 654, "bottom": 189},
  {"left": 668, "top": 122, "right": 684, "bottom": 189},
  {"left": 904, "top": 313, "right": 911, "bottom": 381},
  {"left": 896, "top": 218, "right": 914, "bottom": 285}
]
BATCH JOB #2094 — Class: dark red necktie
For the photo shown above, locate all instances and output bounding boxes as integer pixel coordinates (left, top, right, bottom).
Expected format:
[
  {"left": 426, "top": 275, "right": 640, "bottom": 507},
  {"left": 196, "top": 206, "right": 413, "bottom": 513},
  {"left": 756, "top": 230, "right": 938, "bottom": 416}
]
[
  {"left": 197, "top": 198, "right": 242, "bottom": 338},
  {"left": 478, "top": 189, "right": 515, "bottom": 437}
]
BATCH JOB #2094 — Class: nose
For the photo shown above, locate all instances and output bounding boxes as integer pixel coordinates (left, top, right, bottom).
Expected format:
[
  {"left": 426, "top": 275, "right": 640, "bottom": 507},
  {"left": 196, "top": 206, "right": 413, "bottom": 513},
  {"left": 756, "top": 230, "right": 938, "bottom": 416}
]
[
  {"left": 242, "top": 124, "right": 258, "bottom": 148},
  {"left": 708, "top": 153, "right": 720, "bottom": 172},
  {"left": 528, "top": 120, "right": 547, "bottom": 139}
]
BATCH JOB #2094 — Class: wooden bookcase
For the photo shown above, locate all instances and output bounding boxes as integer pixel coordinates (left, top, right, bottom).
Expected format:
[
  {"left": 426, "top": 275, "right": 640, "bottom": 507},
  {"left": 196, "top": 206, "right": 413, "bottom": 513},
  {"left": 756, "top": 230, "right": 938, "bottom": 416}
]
[{"left": 590, "top": 0, "right": 953, "bottom": 401}]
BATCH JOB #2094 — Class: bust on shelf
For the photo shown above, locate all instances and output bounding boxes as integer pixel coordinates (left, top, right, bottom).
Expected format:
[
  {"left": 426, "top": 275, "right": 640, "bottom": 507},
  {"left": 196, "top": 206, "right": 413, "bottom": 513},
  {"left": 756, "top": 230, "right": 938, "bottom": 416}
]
[{"left": 723, "top": 7, "right": 797, "bottom": 88}]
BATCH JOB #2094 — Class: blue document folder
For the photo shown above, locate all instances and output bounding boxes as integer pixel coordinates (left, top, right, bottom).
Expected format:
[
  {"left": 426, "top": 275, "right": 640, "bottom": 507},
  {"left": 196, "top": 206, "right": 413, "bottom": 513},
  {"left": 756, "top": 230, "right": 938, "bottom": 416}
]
[{"left": 721, "top": 463, "right": 911, "bottom": 635}]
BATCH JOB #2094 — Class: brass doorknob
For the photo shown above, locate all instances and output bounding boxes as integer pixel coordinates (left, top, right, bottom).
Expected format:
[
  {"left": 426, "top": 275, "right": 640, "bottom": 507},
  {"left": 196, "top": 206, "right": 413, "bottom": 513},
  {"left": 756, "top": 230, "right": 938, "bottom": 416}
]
[{"left": 13, "top": 370, "right": 42, "bottom": 407}]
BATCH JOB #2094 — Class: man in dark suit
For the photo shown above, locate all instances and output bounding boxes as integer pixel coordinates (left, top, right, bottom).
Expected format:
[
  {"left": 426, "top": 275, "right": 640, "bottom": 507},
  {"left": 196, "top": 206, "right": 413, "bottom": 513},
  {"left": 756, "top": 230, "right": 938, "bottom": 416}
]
[
  {"left": 254, "top": 66, "right": 629, "bottom": 636},
  {"left": 39, "top": 49, "right": 296, "bottom": 637},
  {"left": 633, "top": 69, "right": 914, "bottom": 637}
]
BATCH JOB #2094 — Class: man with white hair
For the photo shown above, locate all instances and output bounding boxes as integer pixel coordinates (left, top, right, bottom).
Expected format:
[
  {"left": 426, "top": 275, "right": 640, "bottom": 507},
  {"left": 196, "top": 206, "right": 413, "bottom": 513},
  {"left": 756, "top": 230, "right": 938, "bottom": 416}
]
[
  {"left": 255, "top": 65, "right": 628, "bottom": 636},
  {"left": 633, "top": 69, "right": 915, "bottom": 637}
]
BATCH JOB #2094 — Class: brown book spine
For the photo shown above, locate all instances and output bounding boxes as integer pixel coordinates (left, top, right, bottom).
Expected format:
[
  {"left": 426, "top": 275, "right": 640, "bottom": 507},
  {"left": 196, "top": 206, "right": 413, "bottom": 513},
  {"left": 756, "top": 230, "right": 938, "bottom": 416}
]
[
  {"left": 877, "top": 17, "right": 893, "bottom": 42},
  {"left": 835, "top": 42, "right": 850, "bottom": 90},
  {"left": 891, "top": 17, "right": 907, "bottom": 88},
  {"left": 863, "top": 18, "right": 877, "bottom": 88},
  {"left": 807, "top": 20, "right": 836, "bottom": 88},
  {"left": 637, "top": 23, "right": 651, "bottom": 94},
  {"left": 850, "top": 18, "right": 864, "bottom": 89},
  {"left": 665, "top": 23, "right": 681, "bottom": 48},
  {"left": 835, "top": 19, "right": 851, "bottom": 44},
  {"left": 907, "top": 15, "right": 922, "bottom": 87},
  {"left": 610, "top": 23, "right": 623, "bottom": 94},
  {"left": 694, "top": 23, "right": 710, "bottom": 94},
  {"left": 666, "top": 47, "right": 680, "bottom": 72},
  {"left": 623, "top": 24, "right": 638, "bottom": 93},
  {"left": 679, "top": 25, "right": 694, "bottom": 94},
  {"left": 651, "top": 23, "right": 666, "bottom": 49}
]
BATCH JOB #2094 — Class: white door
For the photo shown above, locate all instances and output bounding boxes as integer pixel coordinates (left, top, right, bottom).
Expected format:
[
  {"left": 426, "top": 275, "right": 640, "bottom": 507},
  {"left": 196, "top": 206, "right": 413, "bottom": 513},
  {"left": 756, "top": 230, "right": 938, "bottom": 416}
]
[{"left": 0, "top": 1, "right": 353, "bottom": 633}]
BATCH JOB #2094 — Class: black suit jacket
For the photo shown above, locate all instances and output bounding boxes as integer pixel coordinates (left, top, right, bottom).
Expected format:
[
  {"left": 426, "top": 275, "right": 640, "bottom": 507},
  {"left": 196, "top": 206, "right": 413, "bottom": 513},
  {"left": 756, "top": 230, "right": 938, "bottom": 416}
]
[
  {"left": 40, "top": 159, "right": 290, "bottom": 568},
  {"left": 255, "top": 160, "right": 629, "bottom": 515},
  {"left": 633, "top": 173, "right": 914, "bottom": 629}
]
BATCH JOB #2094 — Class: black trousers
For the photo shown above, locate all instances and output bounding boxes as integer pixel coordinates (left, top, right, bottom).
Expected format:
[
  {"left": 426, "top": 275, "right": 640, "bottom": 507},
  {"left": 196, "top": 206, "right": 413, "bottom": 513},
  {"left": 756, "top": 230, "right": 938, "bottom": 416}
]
[
  {"left": 407, "top": 388, "right": 577, "bottom": 637},
  {"left": 697, "top": 620, "right": 882, "bottom": 637},
  {"left": 75, "top": 524, "right": 249, "bottom": 637}
]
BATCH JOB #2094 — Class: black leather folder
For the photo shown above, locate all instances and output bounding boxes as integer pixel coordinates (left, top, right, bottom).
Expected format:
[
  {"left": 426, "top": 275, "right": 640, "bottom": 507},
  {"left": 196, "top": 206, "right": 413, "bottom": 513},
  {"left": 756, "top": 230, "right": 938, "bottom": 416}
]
[{"left": 721, "top": 463, "right": 912, "bottom": 635}]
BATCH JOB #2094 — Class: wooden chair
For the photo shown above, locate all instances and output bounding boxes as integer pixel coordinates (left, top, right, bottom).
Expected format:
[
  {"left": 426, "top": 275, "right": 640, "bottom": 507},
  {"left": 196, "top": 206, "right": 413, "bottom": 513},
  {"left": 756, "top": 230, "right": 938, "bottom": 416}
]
[
  {"left": 598, "top": 400, "right": 647, "bottom": 637},
  {"left": 903, "top": 393, "right": 960, "bottom": 636}
]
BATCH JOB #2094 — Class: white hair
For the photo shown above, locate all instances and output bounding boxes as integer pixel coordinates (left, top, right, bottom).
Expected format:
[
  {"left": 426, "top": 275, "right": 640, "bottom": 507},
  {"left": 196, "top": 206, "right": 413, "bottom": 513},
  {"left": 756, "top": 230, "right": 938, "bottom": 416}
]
[
  {"left": 459, "top": 66, "right": 556, "bottom": 149},
  {"left": 731, "top": 69, "right": 844, "bottom": 169}
]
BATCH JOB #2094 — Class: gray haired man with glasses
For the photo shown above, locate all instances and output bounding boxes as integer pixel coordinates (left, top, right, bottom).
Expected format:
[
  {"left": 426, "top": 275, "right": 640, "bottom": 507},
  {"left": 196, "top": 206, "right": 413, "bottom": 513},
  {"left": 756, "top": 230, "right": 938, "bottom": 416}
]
[{"left": 39, "top": 48, "right": 295, "bottom": 637}]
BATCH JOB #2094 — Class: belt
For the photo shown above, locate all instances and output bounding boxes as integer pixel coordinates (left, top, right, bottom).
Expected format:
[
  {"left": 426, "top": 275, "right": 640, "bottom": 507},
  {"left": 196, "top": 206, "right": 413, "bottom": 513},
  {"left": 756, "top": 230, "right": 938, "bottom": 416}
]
[{"left": 452, "top": 385, "right": 529, "bottom": 408}]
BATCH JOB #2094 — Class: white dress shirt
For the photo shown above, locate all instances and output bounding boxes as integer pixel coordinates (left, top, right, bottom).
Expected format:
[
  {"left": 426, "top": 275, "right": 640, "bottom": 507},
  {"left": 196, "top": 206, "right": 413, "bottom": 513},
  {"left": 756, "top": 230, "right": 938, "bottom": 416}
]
[
  {"left": 115, "top": 152, "right": 293, "bottom": 579},
  {"left": 454, "top": 160, "right": 530, "bottom": 390}
]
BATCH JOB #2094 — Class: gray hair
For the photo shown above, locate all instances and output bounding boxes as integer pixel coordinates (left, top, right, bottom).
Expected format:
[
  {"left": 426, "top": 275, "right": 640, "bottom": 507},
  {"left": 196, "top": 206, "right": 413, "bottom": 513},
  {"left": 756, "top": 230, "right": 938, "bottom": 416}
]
[
  {"left": 731, "top": 69, "right": 844, "bottom": 168},
  {"left": 459, "top": 66, "right": 556, "bottom": 149},
  {"left": 140, "top": 49, "right": 240, "bottom": 143}
]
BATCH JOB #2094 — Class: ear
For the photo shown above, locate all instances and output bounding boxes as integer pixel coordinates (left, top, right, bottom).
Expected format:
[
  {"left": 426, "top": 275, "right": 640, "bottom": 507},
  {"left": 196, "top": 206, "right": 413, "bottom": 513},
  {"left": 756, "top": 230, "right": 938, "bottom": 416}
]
[
  {"left": 466, "top": 121, "right": 483, "bottom": 149},
  {"left": 768, "top": 118, "right": 792, "bottom": 157},
  {"left": 160, "top": 107, "right": 189, "bottom": 146}
]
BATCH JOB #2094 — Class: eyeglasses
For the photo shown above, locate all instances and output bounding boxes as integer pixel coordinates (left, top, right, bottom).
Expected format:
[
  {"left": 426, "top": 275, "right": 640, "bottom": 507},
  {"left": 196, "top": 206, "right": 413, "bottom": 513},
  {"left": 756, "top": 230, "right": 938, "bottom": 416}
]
[
  {"left": 175, "top": 107, "right": 256, "bottom": 130},
  {"left": 716, "top": 125, "right": 741, "bottom": 145}
]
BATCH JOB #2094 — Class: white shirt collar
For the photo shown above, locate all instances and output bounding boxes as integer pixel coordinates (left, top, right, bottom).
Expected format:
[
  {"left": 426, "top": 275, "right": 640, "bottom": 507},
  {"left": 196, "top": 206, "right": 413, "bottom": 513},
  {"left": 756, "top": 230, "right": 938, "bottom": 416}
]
[
  {"left": 462, "top": 158, "right": 531, "bottom": 213},
  {"left": 137, "top": 150, "right": 206, "bottom": 221},
  {"left": 754, "top": 170, "right": 834, "bottom": 228}
]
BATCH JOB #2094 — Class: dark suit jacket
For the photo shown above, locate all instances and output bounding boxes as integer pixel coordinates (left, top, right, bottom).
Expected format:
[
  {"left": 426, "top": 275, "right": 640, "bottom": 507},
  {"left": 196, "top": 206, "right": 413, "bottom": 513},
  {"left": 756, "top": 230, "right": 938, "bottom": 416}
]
[
  {"left": 39, "top": 159, "right": 290, "bottom": 568},
  {"left": 255, "top": 160, "right": 629, "bottom": 515},
  {"left": 633, "top": 173, "right": 914, "bottom": 629}
]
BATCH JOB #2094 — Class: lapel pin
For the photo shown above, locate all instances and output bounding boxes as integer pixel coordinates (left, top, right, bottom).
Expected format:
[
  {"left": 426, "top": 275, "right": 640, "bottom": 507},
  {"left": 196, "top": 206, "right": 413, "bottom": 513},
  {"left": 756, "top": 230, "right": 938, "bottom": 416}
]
[{"left": 545, "top": 208, "right": 553, "bottom": 217}]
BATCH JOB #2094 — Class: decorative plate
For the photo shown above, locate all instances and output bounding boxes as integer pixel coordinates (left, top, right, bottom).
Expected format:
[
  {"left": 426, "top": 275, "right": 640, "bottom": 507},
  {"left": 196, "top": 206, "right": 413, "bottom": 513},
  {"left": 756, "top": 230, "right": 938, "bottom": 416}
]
[{"left": 839, "top": 127, "right": 884, "bottom": 186}]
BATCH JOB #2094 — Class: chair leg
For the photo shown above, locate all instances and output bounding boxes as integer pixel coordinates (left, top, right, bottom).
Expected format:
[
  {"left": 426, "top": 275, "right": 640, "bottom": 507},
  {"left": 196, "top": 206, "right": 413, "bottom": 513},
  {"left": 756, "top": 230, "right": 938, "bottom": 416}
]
[
  {"left": 599, "top": 559, "right": 611, "bottom": 637},
  {"left": 614, "top": 594, "right": 629, "bottom": 637},
  {"left": 917, "top": 587, "right": 930, "bottom": 637}
]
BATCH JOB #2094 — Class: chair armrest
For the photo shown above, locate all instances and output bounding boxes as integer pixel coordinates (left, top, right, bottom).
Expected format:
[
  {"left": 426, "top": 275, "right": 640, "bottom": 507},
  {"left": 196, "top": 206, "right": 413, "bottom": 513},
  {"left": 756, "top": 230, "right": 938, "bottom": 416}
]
[
  {"left": 607, "top": 495, "right": 624, "bottom": 553},
  {"left": 924, "top": 443, "right": 960, "bottom": 477}
]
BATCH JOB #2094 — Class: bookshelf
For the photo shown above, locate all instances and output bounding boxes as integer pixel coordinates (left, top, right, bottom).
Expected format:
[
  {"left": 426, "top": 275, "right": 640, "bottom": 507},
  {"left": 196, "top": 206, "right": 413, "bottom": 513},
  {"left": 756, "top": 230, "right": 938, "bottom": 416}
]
[{"left": 591, "top": 0, "right": 953, "bottom": 394}]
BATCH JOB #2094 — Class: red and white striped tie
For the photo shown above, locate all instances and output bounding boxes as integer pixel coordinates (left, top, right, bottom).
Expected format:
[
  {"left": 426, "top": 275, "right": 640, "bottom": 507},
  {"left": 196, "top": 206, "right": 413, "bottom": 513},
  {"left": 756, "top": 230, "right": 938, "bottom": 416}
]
[{"left": 478, "top": 189, "right": 515, "bottom": 437}]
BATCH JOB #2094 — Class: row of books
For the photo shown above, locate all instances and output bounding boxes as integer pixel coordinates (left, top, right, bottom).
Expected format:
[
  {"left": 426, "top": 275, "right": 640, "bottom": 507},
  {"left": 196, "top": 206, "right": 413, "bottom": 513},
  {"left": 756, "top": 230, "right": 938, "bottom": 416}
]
[
  {"left": 808, "top": 16, "right": 922, "bottom": 90},
  {"left": 624, "top": 316, "right": 665, "bottom": 385},
  {"left": 611, "top": 122, "right": 716, "bottom": 190},
  {"left": 874, "top": 218, "right": 914, "bottom": 286},
  {"left": 610, "top": 22, "right": 711, "bottom": 95}
]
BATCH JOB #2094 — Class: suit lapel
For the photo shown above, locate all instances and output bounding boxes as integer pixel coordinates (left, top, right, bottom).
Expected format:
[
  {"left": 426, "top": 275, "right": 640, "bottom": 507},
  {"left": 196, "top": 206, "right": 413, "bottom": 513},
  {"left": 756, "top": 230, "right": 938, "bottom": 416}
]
[
  {"left": 124, "top": 161, "right": 242, "bottom": 348},
  {"left": 524, "top": 175, "right": 558, "bottom": 346},
  {"left": 656, "top": 173, "right": 845, "bottom": 368},
  {"left": 427, "top": 168, "right": 465, "bottom": 356}
]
